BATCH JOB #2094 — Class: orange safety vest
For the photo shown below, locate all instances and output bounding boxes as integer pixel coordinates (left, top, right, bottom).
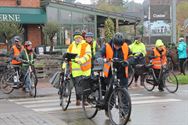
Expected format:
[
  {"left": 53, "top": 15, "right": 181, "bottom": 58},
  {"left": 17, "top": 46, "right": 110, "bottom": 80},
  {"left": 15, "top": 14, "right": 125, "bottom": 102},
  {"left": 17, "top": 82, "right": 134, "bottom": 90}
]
[
  {"left": 152, "top": 47, "right": 167, "bottom": 69},
  {"left": 103, "top": 43, "right": 129, "bottom": 78},
  {"left": 68, "top": 42, "right": 91, "bottom": 71},
  {"left": 11, "top": 45, "right": 23, "bottom": 65}
]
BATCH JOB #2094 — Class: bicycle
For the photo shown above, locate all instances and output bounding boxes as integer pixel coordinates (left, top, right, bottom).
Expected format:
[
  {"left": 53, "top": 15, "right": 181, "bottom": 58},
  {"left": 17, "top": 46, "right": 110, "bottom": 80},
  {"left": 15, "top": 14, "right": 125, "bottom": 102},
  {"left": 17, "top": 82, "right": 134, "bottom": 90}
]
[
  {"left": 82, "top": 58, "right": 132, "bottom": 125},
  {"left": 128, "top": 52, "right": 145, "bottom": 87},
  {"left": 182, "top": 58, "right": 188, "bottom": 75},
  {"left": 141, "top": 56, "right": 178, "bottom": 93},
  {"left": 0, "top": 61, "right": 38, "bottom": 97},
  {"left": 59, "top": 52, "right": 77, "bottom": 111}
]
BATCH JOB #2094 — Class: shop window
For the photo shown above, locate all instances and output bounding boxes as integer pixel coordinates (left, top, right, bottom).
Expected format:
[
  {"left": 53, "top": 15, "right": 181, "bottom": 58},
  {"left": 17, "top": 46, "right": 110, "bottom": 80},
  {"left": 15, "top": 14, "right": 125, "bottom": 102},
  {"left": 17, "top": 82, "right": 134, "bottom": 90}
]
[
  {"left": 61, "top": 25, "right": 72, "bottom": 47},
  {"left": 60, "top": 9, "right": 71, "bottom": 24},
  {"left": 47, "top": 7, "right": 58, "bottom": 22},
  {"left": 72, "top": 12, "right": 83, "bottom": 24},
  {"left": 83, "top": 14, "right": 95, "bottom": 23}
]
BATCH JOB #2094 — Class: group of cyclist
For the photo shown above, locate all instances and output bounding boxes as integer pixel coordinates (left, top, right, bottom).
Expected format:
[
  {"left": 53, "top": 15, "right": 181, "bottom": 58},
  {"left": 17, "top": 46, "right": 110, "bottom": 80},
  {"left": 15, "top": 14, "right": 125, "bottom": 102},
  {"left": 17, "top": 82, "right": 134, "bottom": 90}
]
[{"left": 7, "top": 36, "right": 35, "bottom": 93}]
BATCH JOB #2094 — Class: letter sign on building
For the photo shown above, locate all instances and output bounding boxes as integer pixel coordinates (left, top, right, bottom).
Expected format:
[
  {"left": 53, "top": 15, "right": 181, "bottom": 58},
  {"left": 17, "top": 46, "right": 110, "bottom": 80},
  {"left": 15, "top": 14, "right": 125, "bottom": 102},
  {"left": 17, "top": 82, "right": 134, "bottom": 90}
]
[{"left": 0, "top": 14, "right": 21, "bottom": 22}]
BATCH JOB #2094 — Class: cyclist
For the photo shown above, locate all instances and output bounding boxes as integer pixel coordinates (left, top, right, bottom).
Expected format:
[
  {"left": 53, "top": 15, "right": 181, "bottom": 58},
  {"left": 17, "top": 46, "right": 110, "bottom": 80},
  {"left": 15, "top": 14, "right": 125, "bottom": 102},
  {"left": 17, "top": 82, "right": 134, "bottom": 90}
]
[
  {"left": 17, "top": 41, "right": 36, "bottom": 92},
  {"left": 63, "top": 31, "right": 91, "bottom": 106},
  {"left": 85, "top": 32, "right": 98, "bottom": 74},
  {"left": 8, "top": 36, "right": 24, "bottom": 87},
  {"left": 177, "top": 37, "right": 187, "bottom": 75},
  {"left": 100, "top": 32, "right": 132, "bottom": 118},
  {"left": 129, "top": 35, "right": 146, "bottom": 88},
  {"left": 150, "top": 39, "right": 167, "bottom": 91}
]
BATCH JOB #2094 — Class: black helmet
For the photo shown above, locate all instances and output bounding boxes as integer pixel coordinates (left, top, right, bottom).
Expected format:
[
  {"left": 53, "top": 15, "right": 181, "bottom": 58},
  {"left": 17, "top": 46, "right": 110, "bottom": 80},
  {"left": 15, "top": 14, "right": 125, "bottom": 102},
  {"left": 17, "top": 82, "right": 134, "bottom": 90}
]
[{"left": 113, "top": 32, "right": 124, "bottom": 46}]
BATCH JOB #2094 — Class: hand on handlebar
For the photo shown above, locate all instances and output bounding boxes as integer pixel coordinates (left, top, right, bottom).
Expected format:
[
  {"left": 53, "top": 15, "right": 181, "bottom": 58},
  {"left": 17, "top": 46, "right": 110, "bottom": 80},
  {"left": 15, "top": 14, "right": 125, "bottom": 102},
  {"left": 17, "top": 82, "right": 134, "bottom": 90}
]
[{"left": 121, "top": 60, "right": 129, "bottom": 67}]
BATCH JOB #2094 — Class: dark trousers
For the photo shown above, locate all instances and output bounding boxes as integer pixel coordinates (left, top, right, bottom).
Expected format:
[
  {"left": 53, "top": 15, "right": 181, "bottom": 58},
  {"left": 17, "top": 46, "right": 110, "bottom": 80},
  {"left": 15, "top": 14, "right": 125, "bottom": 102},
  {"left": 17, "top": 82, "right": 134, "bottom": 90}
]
[
  {"left": 72, "top": 77, "right": 82, "bottom": 100},
  {"left": 179, "top": 58, "right": 186, "bottom": 74}
]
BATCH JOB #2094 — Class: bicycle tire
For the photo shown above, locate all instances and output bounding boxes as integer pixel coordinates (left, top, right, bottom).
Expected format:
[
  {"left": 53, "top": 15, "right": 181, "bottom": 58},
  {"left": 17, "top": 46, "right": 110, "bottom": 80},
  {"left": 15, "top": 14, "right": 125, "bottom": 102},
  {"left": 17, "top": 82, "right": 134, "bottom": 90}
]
[
  {"left": 60, "top": 79, "right": 72, "bottom": 111},
  {"left": 0, "top": 71, "right": 14, "bottom": 94},
  {"left": 128, "top": 65, "right": 134, "bottom": 87},
  {"left": 164, "top": 71, "right": 178, "bottom": 93},
  {"left": 183, "top": 59, "right": 188, "bottom": 75},
  {"left": 29, "top": 72, "right": 38, "bottom": 97},
  {"left": 142, "top": 73, "right": 155, "bottom": 91},
  {"left": 82, "top": 89, "right": 98, "bottom": 119},
  {"left": 108, "top": 88, "right": 131, "bottom": 125}
]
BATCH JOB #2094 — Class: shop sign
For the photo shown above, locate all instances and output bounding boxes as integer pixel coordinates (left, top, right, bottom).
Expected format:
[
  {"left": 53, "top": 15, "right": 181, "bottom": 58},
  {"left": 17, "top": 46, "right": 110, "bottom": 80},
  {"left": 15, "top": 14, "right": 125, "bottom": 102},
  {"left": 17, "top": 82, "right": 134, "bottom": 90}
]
[{"left": 0, "top": 14, "right": 21, "bottom": 22}]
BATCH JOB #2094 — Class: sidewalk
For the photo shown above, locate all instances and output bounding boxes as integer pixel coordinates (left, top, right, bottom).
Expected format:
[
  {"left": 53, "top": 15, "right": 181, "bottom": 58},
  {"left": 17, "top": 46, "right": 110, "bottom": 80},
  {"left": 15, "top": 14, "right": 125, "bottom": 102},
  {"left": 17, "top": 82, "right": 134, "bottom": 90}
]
[{"left": 0, "top": 78, "right": 58, "bottom": 99}]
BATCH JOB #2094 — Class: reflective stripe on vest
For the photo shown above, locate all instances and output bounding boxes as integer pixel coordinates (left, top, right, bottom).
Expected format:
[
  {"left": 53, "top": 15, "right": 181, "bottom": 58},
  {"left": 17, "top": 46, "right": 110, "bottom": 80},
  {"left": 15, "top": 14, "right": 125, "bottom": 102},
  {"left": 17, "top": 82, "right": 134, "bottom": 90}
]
[
  {"left": 11, "top": 45, "right": 23, "bottom": 65},
  {"left": 69, "top": 43, "right": 91, "bottom": 71},
  {"left": 103, "top": 43, "right": 129, "bottom": 78},
  {"left": 152, "top": 48, "right": 167, "bottom": 69}
]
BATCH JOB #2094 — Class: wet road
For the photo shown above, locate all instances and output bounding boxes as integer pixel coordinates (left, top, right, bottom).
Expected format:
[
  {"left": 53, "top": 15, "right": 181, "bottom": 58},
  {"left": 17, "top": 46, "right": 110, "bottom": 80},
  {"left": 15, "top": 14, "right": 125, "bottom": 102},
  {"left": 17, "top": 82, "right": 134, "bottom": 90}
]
[{"left": 7, "top": 86, "right": 188, "bottom": 125}]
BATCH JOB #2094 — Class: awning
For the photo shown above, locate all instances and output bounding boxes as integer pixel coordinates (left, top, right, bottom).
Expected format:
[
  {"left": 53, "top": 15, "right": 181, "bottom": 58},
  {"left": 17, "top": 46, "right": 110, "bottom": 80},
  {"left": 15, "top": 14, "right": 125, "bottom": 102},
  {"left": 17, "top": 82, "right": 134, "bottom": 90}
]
[{"left": 0, "top": 7, "right": 47, "bottom": 24}]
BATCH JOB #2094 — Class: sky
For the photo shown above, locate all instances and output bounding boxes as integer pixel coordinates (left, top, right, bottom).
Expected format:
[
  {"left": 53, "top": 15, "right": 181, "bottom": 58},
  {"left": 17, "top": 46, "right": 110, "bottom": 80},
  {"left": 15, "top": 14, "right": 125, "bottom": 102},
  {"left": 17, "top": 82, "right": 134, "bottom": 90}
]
[{"left": 75, "top": 0, "right": 144, "bottom": 4}]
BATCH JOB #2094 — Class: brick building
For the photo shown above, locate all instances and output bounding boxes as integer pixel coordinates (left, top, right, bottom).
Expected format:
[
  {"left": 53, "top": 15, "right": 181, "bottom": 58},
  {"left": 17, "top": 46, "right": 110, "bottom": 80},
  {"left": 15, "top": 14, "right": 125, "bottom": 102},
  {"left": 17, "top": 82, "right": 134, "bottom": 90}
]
[{"left": 0, "top": 0, "right": 46, "bottom": 50}]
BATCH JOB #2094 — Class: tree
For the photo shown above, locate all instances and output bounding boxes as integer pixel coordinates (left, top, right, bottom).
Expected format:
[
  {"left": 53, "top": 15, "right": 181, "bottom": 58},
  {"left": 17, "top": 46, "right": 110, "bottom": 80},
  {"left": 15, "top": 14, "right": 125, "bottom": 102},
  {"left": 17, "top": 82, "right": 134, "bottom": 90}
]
[
  {"left": 176, "top": 1, "right": 188, "bottom": 37},
  {"left": 104, "top": 18, "right": 115, "bottom": 42},
  {"left": 43, "top": 22, "right": 60, "bottom": 52},
  {"left": 0, "top": 22, "right": 23, "bottom": 49}
]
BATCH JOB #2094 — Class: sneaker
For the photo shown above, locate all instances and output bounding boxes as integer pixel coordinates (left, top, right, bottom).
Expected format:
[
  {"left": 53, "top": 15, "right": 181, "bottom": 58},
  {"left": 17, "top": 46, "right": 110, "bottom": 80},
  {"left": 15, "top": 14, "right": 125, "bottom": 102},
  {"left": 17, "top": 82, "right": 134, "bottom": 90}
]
[
  {"left": 12, "top": 84, "right": 18, "bottom": 88},
  {"left": 83, "top": 101, "right": 89, "bottom": 106}
]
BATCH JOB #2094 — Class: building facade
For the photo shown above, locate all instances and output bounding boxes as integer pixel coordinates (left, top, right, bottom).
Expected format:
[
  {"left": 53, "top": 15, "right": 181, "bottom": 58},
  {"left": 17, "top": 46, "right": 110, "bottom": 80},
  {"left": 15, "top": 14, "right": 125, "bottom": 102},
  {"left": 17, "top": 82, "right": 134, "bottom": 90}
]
[{"left": 0, "top": 0, "right": 46, "bottom": 50}]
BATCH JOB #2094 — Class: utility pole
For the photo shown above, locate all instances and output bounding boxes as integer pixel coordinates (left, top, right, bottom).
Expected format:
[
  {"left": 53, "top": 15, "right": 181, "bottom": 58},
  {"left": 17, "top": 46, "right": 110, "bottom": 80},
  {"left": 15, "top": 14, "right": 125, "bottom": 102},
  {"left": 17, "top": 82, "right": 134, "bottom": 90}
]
[{"left": 172, "top": 0, "right": 176, "bottom": 43}]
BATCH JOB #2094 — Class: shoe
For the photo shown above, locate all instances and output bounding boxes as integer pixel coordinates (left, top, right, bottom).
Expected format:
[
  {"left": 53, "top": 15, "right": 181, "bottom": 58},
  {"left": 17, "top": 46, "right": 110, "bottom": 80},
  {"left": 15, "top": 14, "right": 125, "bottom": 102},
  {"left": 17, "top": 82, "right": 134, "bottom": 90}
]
[
  {"left": 158, "top": 88, "right": 164, "bottom": 92},
  {"left": 76, "top": 100, "right": 81, "bottom": 106},
  {"left": 83, "top": 101, "right": 89, "bottom": 106},
  {"left": 12, "top": 84, "right": 18, "bottom": 88}
]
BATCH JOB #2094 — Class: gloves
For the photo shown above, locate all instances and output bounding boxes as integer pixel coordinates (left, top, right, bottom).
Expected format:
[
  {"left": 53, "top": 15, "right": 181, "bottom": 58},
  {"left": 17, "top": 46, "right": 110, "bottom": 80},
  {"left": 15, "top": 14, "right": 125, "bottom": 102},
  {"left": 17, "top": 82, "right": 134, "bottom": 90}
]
[{"left": 122, "top": 60, "right": 129, "bottom": 67}]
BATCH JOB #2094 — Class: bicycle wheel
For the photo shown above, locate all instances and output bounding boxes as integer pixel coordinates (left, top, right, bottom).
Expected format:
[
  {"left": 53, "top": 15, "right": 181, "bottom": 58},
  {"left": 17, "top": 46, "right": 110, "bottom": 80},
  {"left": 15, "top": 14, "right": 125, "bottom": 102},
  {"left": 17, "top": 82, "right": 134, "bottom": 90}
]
[
  {"left": 164, "top": 71, "right": 178, "bottom": 93},
  {"left": 29, "top": 72, "right": 38, "bottom": 97},
  {"left": 142, "top": 73, "right": 155, "bottom": 91},
  {"left": 128, "top": 65, "right": 134, "bottom": 87},
  {"left": 183, "top": 59, "right": 188, "bottom": 75},
  {"left": 108, "top": 88, "right": 131, "bottom": 125},
  {"left": 0, "top": 71, "right": 14, "bottom": 94},
  {"left": 60, "top": 79, "right": 72, "bottom": 111},
  {"left": 82, "top": 89, "right": 98, "bottom": 119}
]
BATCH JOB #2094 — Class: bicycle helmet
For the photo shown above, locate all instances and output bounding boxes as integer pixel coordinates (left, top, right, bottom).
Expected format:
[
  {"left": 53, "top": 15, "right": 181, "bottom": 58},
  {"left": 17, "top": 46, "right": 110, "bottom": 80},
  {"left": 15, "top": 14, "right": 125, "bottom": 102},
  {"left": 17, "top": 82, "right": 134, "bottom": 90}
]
[
  {"left": 113, "top": 32, "right": 124, "bottom": 46},
  {"left": 24, "top": 41, "right": 32, "bottom": 46},
  {"left": 179, "top": 37, "right": 184, "bottom": 42},
  {"left": 14, "top": 36, "right": 21, "bottom": 42},
  {"left": 85, "top": 32, "right": 94, "bottom": 37},
  {"left": 73, "top": 31, "right": 83, "bottom": 39}
]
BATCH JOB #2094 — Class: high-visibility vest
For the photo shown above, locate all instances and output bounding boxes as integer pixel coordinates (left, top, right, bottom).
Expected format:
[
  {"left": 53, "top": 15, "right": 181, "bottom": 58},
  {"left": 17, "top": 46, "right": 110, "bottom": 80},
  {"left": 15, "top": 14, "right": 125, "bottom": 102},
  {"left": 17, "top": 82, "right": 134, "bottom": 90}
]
[
  {"left": 152, "top": 47, "right": 167, "bottom": 69},
  {"left": 103, "top": 43, "right": 129, "bottom": 78},
  {"left": 22, "top": 49, "right": 34, "bottom": 67},
  {"left": 69, "top": 42, "right": 91, "bottom": 71},
  {"left": 11, "top": 45, "right": 24, "bottom": 65}
]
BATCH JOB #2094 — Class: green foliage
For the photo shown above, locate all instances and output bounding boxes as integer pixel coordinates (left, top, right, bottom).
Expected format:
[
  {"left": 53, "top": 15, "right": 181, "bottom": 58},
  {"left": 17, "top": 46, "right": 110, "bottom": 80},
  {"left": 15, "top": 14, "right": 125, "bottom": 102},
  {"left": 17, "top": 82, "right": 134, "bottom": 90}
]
[
  {"left": 104, "top": 18, "right": 115, "bottom": 42},
  {"left": 176, "top": 1, "right": 188, "bottom": 26},
  {"left": 96, "top": 0, "right": 125, "bottom": 13},
  {"left": 43, "top": 22, "right": 60, "bottom": 52},
  {"left": 176, "top": 74, "right": 188, "bottom": 84},
  {"left": 0, "top": 22, "right": 23, "bottom": 41}
]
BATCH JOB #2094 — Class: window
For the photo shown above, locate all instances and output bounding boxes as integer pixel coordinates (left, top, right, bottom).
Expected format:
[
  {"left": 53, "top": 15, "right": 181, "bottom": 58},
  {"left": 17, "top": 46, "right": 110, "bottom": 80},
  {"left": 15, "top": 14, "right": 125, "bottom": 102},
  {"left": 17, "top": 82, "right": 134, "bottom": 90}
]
[
  {"left": 47, "top": 7, "right": 58, "bottom": 21},
  {"left": 72, "top": 12, "right": 83, "bottom": 24},
  {"left": 60, "top": 9, "right": 71, "bottom": 24}
]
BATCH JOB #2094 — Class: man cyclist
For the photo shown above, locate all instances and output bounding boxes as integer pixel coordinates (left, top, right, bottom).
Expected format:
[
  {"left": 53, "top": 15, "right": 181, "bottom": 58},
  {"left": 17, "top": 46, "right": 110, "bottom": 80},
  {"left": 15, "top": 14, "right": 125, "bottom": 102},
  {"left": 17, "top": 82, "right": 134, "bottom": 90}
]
[
  {"left": 129, "top": 35, "right": 146, "bottom": 88},
  {"left": 8, "top": 36, "right": 24, "bottom": 87},
  {"left": 100, "top": 32, "right": 132, "bottom": 118},
  {"left": 150, "top": 39, "right": 167, "bottom": 91},
  {"left": 64, "top": 31, "right": 91, "bottom": 106},
  {"left": 17, "top": 41, "right": 36, "bottom": 92}
]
